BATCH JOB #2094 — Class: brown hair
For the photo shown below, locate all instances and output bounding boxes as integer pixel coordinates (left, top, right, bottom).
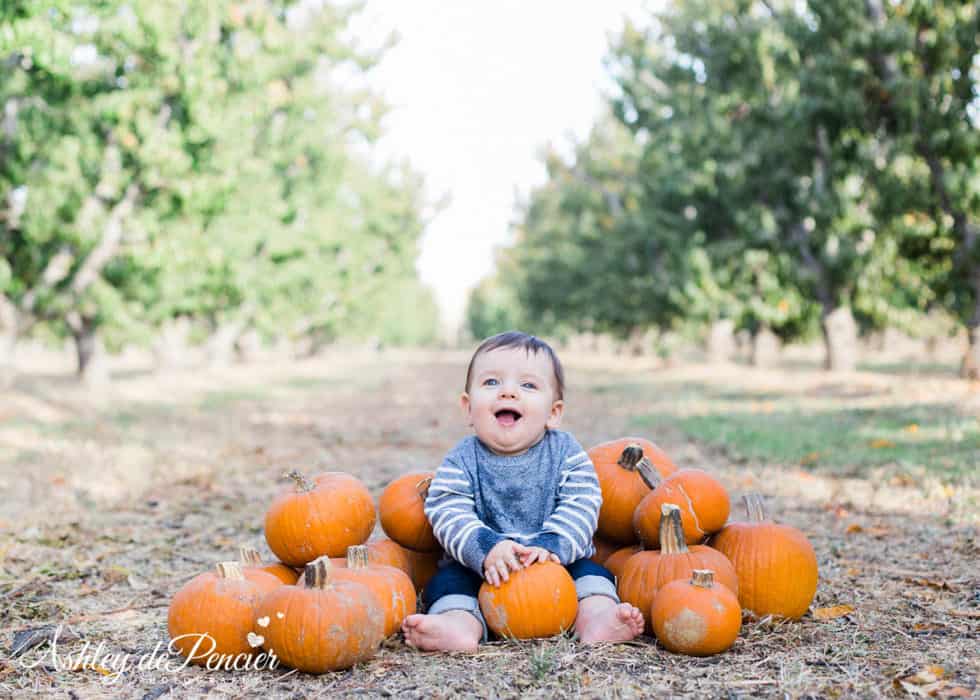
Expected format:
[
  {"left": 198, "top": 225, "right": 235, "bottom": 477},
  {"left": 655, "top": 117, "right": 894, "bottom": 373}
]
[{"left": 464, "top": 331, "right": 565, "bottom": 400}]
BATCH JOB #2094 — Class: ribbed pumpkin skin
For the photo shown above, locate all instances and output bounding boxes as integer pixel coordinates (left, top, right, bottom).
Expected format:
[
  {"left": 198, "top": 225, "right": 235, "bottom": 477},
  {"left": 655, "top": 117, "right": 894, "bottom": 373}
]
[
  {"left": 366, "top": 538, "right": 414, "bottom": 578},
  {"left": 333, "top": 551, "right": 417, "bottom": 637},
  {"left": 478, "top": 561, "right": 578, "bottom": 639},
  {"left": 617, "top": 547, "right": 737, "bottom": 634},
  {"left": 589, "top": 536, "right": 619, "bottom": 566},
  {"left": 589, "top": 438, "right": 677, "bottom": 544},
  {"left": 264, "top": 472, "right": 376, "bottom": 567},
  {"left": 711, "top": 521, "right": 817, "bottom": 619},
  {"left": 604, "top": 544, "right": 642, "bottom": 580},
  {"left": 254, "top": 563, "right": 299, "bottom": 586},
  {"left": 257, "top": 580, "right": 384, "bottom": 673},
  {"left": 652, "top": 576, "right": 741, "bottom": 655},
  {"left": 379, "top": 472, "right": 438, "bottom": 552},
  {"left": 168, "top": 568, "right": 270, "bottom": 664},
  {"left": 405, "top": 548, "right": 442, "bottom": 592},
  {"left": 633, "top": 469, "right": 731, "bottom": 546}
]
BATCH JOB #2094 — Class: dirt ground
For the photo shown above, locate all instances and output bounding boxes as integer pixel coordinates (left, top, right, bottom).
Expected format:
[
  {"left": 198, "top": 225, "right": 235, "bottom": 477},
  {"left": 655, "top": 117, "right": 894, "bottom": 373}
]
[{"left": 1, "top": 350, "right": 978, "bottom": 698}]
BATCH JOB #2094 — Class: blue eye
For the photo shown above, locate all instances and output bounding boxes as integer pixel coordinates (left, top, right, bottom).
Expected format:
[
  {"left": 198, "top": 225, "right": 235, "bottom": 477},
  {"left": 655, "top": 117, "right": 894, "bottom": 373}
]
[
  {"left": 521, "top": 382, "right": 537, "bottom": 390},
  {"left": 483, "top": 378, "right": 499, "bottom": 386}
]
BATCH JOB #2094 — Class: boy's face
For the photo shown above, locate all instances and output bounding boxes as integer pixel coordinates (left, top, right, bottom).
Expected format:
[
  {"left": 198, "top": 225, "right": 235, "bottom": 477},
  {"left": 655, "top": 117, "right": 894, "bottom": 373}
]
[{"left": 460, "top": 346, "right": 564, "bottom": 456}]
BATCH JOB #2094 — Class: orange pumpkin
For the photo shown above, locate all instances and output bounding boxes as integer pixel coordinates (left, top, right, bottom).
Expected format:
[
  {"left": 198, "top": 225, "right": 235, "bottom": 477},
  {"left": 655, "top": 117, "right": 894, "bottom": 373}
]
[
  {"left": 478, "top": 561, "right": 578, "bottom": 639},
  {"left": 264, "top": 470, "right": 376, "bottom": 567},
  {"left": 618, "top": 504, "right": 737, "bottom": 633},
  {"left": 239, "top": 545, "right": 299, "bottom": 585},
  {"left": 603, "top": 544, "right": 642, "bottom": 581},
  {"left": 379, "top": 471, "right": 439, "bottom": 552},
  {"left": 589, "top": 438, "right": 677, "bottom": 544},
  {"left": 633, "top": 469, "right": 730, "bottom": 547},
  {"left": 405, "top": 547, "right": 443, "bottom": 593},
  {"left": 589, "top": 536, "right": 619, "bottom": 566},
  {"left": 328, "top": 546, "right": 416, "bottom": 637},
  {"left": 710, "top": 492, "right": 818, "bottom": 619},
  {"left": 168, "top": 562, "right": 275, "bottom": 665},
  {"left": 257, "top": 556, "right": 384, "bottom": 673},
  {"left": 652, "top": 569, "right": 741, "bottom": 656}
]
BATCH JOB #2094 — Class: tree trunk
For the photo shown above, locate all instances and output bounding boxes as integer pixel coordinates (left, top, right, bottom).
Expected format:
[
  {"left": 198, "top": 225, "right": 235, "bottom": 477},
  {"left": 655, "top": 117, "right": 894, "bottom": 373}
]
[
  {"left": 707, "top": 319, "right": 736, "bottom": 364},
  {"left": 0, "top": 295, "right": 17, "bottom": 388},
  {"left": 71, "top": 318, "right": 109, "bottom": 386},
  {"left": 751, "top": 325, "right": 780, "bottom": 367},
  {"left": 961, "top": 271, "right": 980, "bottom": 379},
  {"left": 153, "top": 316, "right": 194, "bottom": 371},
  {"left": 821, "top": 306, "right": 859, "bottom": 372},
  {"left": 207, "top": 320, "right": 247, "bottom": 368}
]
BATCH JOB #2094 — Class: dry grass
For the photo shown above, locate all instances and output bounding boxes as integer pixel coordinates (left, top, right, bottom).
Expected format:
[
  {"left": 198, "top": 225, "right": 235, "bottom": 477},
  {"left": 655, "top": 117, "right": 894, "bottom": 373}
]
[{"left": 1, "top": 350, "right": 978, "bottom": 698}]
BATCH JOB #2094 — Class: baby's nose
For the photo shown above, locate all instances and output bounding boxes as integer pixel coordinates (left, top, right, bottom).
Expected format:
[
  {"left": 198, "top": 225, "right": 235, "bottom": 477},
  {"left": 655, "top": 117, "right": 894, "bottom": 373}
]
[{"left": 498, "top": 384, "right": 518, "bottom": 398}]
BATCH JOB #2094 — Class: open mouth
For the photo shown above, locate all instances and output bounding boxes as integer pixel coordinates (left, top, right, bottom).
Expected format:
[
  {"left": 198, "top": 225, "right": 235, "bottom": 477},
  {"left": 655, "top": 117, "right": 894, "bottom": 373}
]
[{"left": 494, "top": 409, "right": 522, "bottom": 426}]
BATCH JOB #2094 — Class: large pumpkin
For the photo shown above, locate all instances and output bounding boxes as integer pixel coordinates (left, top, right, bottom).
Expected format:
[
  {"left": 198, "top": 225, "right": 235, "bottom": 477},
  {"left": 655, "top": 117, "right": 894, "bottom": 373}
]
[
  {"left": 168, "top": 562, "right": 277, "bottom": 665},
  {"left": 589, "top": 536, "right": 619, "bottom": 566},
  {"left": 405, "top": 547, "right": 443, "bottom": 593},
  {"left": 239, "top": 545, "right": 299, "bottom": 585},
  {"left": 652, "top": 569, "right": 741, "bottom": 656},
  {"left": 264, "top": 470, "right": 376, "bottom": 567},
  {"left": 710, "top": 493, "right": 818, "bottom": 620},
  {"left": 330, "top": 545, "right": 417, "bottom": 637},
  {"left": 257, "top": 556, "right": 384, "bottom": 673},
  {"left": 633, "top": 468, "right": 730, "bottom": 547},
  {"left": 603, "top": 544, "right": 642, "bottom": 581},
  {"left": 379, "top": 472, "right": 439, "bottom": 552},
  {"left": 478, "top": 561, "right": 578, "bottom": 639},
  {"left": 589, "top": 438, "right": 677, "bottom": 544},
  {"left": 618, "top": 504, "right": 737, "bottom": 633}
]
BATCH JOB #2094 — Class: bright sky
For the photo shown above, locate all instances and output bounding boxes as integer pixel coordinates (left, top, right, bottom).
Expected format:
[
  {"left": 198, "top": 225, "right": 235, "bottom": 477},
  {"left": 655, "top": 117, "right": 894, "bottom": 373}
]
[{"left": 348, "top": 1, "right": 649, "bottom": 335}]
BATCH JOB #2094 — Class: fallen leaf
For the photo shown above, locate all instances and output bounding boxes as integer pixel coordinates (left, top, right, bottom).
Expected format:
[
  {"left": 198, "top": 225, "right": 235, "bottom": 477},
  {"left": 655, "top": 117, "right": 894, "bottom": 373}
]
[
  {"left": 906, "top": 666, "right": 945, "bottom": 684},
  {"left": 846, "top": 523, "right": 863, "bottom": 534},
  {"left": 846, "top": 567, "right": 861, "bottom": 576},
  {"left": 904, "top": 423, "right": 919, "bottom": 433},
  {"left": 801, "top": 451, "right": 821, "bottom": 465},
  {"left": 939, "top": 687, "right": 974, "bottom": 698},
  {"left": 905, "top": 577, "right": 955, "bottom": 591},
  {"left": 870, "top": 438, "right": 895, "bottom": 449},
  {"left": 813, "top": 605, "right": 854, "bottom": 620}
]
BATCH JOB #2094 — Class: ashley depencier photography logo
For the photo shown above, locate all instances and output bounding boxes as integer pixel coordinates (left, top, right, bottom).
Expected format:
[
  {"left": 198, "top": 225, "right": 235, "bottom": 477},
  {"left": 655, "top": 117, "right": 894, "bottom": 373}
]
[{"left": 18, "top": 625, "right": 279, "bottom": 685}]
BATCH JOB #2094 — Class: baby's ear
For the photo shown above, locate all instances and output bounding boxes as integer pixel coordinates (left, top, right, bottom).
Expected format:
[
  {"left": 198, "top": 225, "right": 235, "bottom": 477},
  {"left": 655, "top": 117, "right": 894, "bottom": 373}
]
[
  {"left": 546, "top": 399, "right": 564, "bottom": 429},
  {"left": 459, "top": 392, "right": 473, "bottom": 426}
]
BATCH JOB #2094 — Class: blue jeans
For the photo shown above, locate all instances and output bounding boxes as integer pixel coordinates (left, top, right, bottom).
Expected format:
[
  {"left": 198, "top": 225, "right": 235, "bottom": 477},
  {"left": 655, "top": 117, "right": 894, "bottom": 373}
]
[{"left": 422, "top": 558, "right": 618, "bottom": 641}]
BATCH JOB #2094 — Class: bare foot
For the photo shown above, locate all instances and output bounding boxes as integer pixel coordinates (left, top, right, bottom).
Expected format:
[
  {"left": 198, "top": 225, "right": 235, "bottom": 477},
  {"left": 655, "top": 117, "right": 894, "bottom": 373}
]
[
  {"left": 575, "top": 598, "right": 645, "bottom": 644},
  {"left": 401, "top": 611, "right": 481, "bottom": 652}
]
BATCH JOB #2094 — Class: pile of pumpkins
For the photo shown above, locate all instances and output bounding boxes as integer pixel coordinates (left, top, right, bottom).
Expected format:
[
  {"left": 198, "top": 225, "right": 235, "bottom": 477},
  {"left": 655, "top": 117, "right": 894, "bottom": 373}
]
[
  {"left": 167, "top": 437, "right": 819, "bottom": 673},
  {"left": 168, "top": 469, "right": 442, "bottom": 673}
]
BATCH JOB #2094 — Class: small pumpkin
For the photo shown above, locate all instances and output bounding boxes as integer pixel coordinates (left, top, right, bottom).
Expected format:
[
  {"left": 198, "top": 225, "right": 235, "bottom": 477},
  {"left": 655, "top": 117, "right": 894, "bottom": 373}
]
[
  {"left": 652, "top": 569, "right": 741, "bottom": 656},
  {"left": 710, "top": 492, "right": 818, "bottom": 620},
  {"left": 633, "top": 468, "right": 730, "bottom": 547},
  {"left": 257, "top": 556, "right": 384, "bottom": 673},
  {"left": 168, "top": 562, "right": 274, "bottom": 665},
  {"left": 264, "top": 470, "right": 376, "bottom": 567},
  {"left": 478, "top": 561, "right": 578, "bottom": 639},
  {"left": 379, "top": 471, "right": 439, "bottom": 552},
  {"left": 603, "top": 544, "right": 642, "bottom": 581},
  {"left": 405, "top": 547, "right": 443, "bottom": 593},
  {"left": 589, "top": 438, "right": 677, "bottom": 544},
  {"left": 617, "top": 504, "right": 737, "bottom": 633},
  {"left": 329, "top": 545, "right": 416, "bottom": 637},
  {"left": 239, "top": 545, "right": 299, "bottom": 585},
  {"left": 589, "top": 536, "right": 619, "bottom": 566}
]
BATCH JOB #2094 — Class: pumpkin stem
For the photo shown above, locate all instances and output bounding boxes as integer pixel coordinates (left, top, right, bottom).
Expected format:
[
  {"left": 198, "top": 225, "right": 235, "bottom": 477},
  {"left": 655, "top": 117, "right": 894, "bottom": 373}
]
[
  {"left": 303, "top": 555, "right": 333, "bottom": 589},
  {"left": 659, "top": 503, "right": 688, "bottom": 554},
  {"left": 346, "top": 545, "right": 370, "bottom": 569},
  {"left": 285, "top": 470, "right": 314, "bottom": 493},
  {"left": 636, "top": 459, "right": 662, "bottom": 489},
  {"left": 239, "top": 546, "right": 262, "bottom": 566},
  {"left": 743, "top": 493, "right": 768, "bottom": 522},
  {"left": 416, "top": 476, "right": 433, "bottom": 499},
  {"left": 216, "top": 561, "right": 245, "bottom": 580},
  {"left": 617, "top": 443, "right": 645, "bottom": 470},
  {"left": 691, "top": 569, "right": 714, "bottom": 588}
]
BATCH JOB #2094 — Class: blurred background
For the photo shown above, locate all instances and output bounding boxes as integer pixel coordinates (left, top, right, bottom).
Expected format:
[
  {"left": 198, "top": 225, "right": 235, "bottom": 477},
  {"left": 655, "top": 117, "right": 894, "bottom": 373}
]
[{"left": 1, "top": 0, "right": 978, "bottom": 385}]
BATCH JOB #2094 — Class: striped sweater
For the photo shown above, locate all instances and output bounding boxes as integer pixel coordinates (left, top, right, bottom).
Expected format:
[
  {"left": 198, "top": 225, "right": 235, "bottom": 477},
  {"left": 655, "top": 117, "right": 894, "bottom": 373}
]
[{"left": 424, "top": 429, "right": 601, "bottom": 574}]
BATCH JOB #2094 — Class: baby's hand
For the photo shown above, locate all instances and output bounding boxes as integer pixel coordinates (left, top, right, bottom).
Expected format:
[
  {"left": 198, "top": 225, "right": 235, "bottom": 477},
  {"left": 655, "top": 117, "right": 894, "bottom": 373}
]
[
  {"left": 518, "top": 546, "right": 559, "bottom": 567},
  {"left": 483, "top": 540, "right": 529, "bottom": 586}
]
